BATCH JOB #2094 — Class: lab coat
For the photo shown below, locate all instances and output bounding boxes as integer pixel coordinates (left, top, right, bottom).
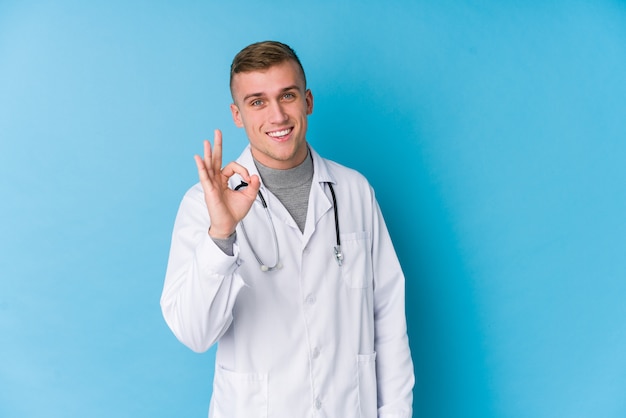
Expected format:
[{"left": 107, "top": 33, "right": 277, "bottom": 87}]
[{"left": 161, "top": 146, "right": 414, "bottom": 418}]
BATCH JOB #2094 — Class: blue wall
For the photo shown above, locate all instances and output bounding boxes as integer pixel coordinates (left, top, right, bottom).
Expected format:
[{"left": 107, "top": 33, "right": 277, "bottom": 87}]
[{"left": 2, "top": 1, "right": 626, "bottom": 417}]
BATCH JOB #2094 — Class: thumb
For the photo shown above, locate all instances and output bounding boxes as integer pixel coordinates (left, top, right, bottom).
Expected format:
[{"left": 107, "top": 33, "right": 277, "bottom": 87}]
[{"left": 242, "top": 174, "right": 261, "bottom": 199}]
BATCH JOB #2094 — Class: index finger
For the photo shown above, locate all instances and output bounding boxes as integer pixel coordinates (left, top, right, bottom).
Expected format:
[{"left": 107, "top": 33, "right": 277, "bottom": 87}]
[{"left": 221, "top": 161, "right": 252, "bottom": 183}]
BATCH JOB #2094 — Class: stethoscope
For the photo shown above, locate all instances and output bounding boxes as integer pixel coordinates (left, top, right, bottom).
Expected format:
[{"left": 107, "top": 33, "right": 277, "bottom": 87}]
[{"left": 235, "top": 181, "right": 343, "bottom": 272}]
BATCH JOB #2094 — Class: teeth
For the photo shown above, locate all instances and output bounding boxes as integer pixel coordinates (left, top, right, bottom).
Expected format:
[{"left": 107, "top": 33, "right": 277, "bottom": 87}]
[{"left": 267, "top": 128, "right": 291, "bottom": 138}]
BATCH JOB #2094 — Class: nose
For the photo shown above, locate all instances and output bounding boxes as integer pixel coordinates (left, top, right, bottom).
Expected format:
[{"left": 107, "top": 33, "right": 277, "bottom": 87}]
[{"left": 268, "top": 101, "right": 288, "bottom": 124}]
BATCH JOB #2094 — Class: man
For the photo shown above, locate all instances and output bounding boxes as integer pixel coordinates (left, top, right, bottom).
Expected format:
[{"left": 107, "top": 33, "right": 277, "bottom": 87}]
[{"left": 161, "top": 41, "right": 414, "bottom": 418}]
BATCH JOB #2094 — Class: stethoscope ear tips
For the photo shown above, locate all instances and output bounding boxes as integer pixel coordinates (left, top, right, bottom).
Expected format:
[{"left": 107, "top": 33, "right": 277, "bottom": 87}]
[{"left": 260, "top": 265, "right": 269, "bottom": 272}]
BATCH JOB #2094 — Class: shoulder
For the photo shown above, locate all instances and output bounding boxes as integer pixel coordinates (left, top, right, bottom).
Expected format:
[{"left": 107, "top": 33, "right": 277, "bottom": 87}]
[
  {"left": 311, "top": 148, "right": 372, "bottom": 188},
  {"left": 323, "top": 157, "right": 373, "bottom": 187},
  {"left": 315, "top": 154, "right": 377, "bottom": 208},
  {"left": 182, "top": 182, "right": 205, "bottom": 202},
  {"left": 177, "top": 182, "right": 207, "bottom": 214}
]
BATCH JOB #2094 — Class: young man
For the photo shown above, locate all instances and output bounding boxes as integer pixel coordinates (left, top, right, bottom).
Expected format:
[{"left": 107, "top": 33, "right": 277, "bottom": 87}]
[{"left": 161, "top": 41, "right": 414, "bottom": 418}]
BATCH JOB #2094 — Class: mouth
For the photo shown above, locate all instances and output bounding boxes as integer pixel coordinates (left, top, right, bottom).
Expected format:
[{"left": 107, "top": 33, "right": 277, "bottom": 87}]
[{"left": 266, "top": 128, "right": 293, "bottom": 141}]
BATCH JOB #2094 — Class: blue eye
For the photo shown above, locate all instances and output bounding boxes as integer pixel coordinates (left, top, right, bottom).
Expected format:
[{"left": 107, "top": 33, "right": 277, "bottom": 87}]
[{"left": 251, "top": 99, "right": 263, "bottom": 106}]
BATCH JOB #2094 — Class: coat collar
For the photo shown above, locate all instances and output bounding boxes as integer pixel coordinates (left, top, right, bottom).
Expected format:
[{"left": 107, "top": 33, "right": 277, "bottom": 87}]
[
  {"left": 233, "top": 144, "right": 336, "bottom": 246},
  {"left": 233, "top": 144, "right": 337, "bottom": 189}
]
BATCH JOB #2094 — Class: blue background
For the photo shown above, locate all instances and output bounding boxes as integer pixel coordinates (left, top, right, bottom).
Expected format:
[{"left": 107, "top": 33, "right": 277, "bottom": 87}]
[{"left": 1, "top": 1, "right": 626, "bottom": 417}]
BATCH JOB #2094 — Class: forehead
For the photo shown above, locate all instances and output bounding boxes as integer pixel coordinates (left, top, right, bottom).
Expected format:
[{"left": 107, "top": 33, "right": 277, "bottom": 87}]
[{"left": 231, "top": 60, "right": 305, "bottom": 101}]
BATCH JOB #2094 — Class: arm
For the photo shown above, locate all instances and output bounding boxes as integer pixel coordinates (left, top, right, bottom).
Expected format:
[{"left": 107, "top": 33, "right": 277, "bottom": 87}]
[
  {"left": 371, "top": 197, "right": 415, "bottom": 417},
  {"left": 160, "top": 189, "right": 244, "bottom": 352},
  {"left": 160, "top": 130, "right": 260, "bottom": 352}
]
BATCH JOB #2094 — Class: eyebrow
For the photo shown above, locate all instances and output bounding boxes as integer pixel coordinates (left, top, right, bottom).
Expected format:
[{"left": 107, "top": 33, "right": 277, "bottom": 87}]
[{"left": 242, "top": 85, "right": 300, "bottom": 103}]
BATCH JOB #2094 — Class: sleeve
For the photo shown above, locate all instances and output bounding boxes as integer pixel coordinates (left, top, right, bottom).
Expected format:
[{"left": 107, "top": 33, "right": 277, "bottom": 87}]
[
  {"left": 160, "top": 186, "right": 246, "bottom": 353},
  {"left": 371, "top": 193, "right": 415, "bottom": 417}
]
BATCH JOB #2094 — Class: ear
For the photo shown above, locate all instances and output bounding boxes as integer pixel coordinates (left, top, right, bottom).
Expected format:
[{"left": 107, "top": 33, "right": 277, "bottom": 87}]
[
  {"left": 305, "top": 89, "right": 314, "bottom": 115},
  {"left": 230, "top": 103, "right": 244, "bottom": 127}
]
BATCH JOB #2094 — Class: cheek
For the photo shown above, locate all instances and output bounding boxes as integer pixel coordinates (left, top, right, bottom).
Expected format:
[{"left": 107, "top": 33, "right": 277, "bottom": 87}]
[
  {"left": 238, "top": 111, "right": 261, "bottom": 131},
  {"left": 243, "top": 120, "right": 264, "bottom": 139}
]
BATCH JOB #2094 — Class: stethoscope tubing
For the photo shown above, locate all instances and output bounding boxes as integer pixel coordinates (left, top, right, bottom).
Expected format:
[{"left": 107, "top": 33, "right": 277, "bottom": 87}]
[{"left": 234, "top": 180, "right": 342, "bottom": 271}]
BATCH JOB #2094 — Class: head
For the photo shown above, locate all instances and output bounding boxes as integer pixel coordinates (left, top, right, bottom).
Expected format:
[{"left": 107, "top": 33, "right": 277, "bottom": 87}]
[{"left": 229, "top": 41, "right": 313, "bottom": 170}]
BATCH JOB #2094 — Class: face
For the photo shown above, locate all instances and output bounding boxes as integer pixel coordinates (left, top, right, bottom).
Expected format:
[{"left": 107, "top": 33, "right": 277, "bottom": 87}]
[{"left": 230, "top": 60, "right": 313, "bottom": 170}]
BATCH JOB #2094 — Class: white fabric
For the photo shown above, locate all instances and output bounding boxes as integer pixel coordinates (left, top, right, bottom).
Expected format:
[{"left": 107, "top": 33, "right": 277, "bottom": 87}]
[{"left": 161, "top": 146, "right": 414, "bottom": 418}]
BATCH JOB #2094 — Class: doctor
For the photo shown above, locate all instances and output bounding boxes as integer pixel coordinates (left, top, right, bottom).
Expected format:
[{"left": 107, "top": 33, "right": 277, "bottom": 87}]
[{"left": 161, "top": 41, "right": 414, "bottom": 417}]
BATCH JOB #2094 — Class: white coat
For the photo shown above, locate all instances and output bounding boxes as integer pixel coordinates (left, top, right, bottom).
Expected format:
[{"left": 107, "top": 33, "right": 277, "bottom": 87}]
[{"left": 161, "top": 146, "right": 414, "bottom": 418}]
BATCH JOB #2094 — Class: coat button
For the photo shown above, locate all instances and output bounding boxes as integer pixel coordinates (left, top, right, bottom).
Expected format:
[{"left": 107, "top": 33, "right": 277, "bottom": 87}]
[
  {"left": 315, "top": 397, "right": 322, "bottom": 409},
  {"left": 305, "top": 294, "right": 316, "bottom": 305},
  {"left": 312, "top": 347, "right": 320, "bottom": 359}
]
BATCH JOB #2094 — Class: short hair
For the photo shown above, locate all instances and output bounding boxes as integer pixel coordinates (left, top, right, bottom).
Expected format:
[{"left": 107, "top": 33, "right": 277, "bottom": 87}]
[{"left": 230, "top": 41, "right": 307, "bottom": 93}]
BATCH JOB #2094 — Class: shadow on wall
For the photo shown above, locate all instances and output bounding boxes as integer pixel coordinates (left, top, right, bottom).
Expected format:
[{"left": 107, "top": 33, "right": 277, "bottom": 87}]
[{"left": 310, "top": 81, "right": 495, "bottom": 418}]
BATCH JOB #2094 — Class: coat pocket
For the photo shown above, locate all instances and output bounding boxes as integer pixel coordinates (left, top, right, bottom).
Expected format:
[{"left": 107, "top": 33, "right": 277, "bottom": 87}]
[
  {"left": 340, "top": 231, "right": 373, "bottom": 289},
  {"left": 357, "top": 352, "right": 378, "bottom": 418},
  {"left": 211, "top": 365, "right": 268, "bottom": 418}
]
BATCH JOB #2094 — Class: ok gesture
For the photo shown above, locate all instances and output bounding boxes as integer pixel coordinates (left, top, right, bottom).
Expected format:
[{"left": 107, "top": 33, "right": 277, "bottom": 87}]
[{"left": 194, "top": 130, "right": 261, "bottom": 239}]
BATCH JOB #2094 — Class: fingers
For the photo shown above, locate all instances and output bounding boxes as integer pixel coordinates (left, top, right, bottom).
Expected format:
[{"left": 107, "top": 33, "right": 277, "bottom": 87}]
[
  {"left": 200, "top": 130, "right": 224, "bottom": 175},
  {"left": 221, "top": 161, "right": 253, "bottom": 183},
  {"left": 196, "top": 131, "right": 256, "bottom": 190},
  {"left": 212, "top": 129, "right": 223, "bottom": 171},
  {"left": 197, "top": 130, "right": 222, "bottom": 182},
  {"left": 194, "top": 154, "right": 208, "bottom": 181},
  {"left": 202, "top": 138, "right": 214, "bottom": 174}
]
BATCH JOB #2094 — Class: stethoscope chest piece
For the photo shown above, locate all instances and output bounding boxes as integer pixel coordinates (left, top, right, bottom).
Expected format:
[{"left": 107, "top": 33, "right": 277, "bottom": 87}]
[
  {"left": 260, "top": 262, "right": 283, "bottom": 272},
  {"left": 334, "top": 245, "right": 343, "bottom": 266}
]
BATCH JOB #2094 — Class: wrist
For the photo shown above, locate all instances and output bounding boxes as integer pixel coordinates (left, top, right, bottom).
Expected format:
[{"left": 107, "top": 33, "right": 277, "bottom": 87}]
[{"left": 208, "top": 226, "right": 235, "bottom": 240}]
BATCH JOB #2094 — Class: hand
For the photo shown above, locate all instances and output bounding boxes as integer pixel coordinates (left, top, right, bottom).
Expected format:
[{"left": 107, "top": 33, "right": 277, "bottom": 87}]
[{"left": 194, "top": 129, "right": 261, "bottom": 239}]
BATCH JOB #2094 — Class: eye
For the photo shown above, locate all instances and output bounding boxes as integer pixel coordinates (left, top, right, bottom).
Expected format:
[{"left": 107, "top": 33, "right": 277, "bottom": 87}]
[
  {"left": 251, "top": 99, "right": 264, "bottom": 107},
  {"left": 282, "top": 92, "right": 296, "bottom": 100}
]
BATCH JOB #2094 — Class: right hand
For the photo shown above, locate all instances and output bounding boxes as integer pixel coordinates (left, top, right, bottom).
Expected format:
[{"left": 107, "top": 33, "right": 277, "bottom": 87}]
[{"left": 194, "top": 129, "right": 261, "bottom": 239}]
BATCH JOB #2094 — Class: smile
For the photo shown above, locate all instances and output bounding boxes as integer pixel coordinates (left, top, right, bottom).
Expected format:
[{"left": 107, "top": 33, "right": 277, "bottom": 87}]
[{"left": 267, "top": 128, "right": 292, "bottom": 139}]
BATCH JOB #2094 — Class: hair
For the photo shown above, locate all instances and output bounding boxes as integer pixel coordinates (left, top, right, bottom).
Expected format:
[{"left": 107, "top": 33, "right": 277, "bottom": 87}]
[{"left": 229, "top": 41, "right": 307, "bottom": 93}]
